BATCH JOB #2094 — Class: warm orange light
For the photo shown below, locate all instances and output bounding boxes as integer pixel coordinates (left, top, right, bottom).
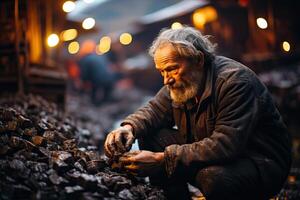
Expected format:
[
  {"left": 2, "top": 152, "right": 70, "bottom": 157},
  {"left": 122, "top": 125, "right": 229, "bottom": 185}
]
[
  {"left": 203, "top": 6, "right": 218, "bottom": 22},
  {"left": 80, "top": 40, "right": 96, "bottom": 56},
  {"left": 62, "top": 1, "right": 76, "bottom": 13},
  {"left": 192, "top": 6, "right": 218, "bottom": 29},
  {"left": 119, "top": 33, "right": 132, "bottom": 45},
  {"left": 82, "top": 18, "right": 95, "bottom": 30},
  {"left": 288, "top": 176, "right": 296, "bottom": 184},
  {"left": 171, "top": 22, "right": 183, "bottom": 30},
  {"left": 47, "top": 34, "right": 59, "bottom": 47},
  {"left": 61, "top": 29, "right": 78, "bottom": 41},
  {"left": 193, "top": 12, "right": 206, "bottom": 29},
  {"left": 98, "top": 36, "right": 111, "bottom": 54},
  {"left": 68, "top": 41, "right": 80, "bottom": 54}
]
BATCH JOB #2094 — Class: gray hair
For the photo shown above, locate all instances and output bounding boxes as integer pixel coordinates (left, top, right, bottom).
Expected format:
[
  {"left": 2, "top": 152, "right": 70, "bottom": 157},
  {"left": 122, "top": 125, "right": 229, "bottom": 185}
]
[{"left": 149, "top": 26, "right": 217, "bottom": 64}]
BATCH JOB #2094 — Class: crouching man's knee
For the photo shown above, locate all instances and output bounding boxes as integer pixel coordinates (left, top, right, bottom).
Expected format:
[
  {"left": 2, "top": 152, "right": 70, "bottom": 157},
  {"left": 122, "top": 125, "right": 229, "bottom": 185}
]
[
  {"left": 193, "top": 159, "right": 265, "bottom": 200},
  {"left": 194, "top": 166, "right": 229, "bottom": 199}
]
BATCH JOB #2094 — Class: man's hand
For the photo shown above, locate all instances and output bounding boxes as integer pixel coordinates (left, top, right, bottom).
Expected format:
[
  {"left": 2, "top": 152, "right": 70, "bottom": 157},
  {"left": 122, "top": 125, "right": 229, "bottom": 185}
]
[
  {"left": 104, "top": 124, "right": 135, "bottom": 158},
  {"left": 119, "top": 150, "right": 165, "bottom": 177}
]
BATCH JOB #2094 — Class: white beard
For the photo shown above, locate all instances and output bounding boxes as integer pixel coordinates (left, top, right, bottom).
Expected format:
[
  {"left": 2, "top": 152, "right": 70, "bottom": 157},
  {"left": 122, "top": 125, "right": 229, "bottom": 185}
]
[
  {"left": 170, "top": 82, "right": 199, "bottom": 103},
  {"left": 169, "top": 67, "right": 203, "bottom": 103}
]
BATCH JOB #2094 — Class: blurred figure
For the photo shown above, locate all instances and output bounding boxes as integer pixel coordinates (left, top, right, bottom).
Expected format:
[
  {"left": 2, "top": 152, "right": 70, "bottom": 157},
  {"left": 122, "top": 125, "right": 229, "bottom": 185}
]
[
  {"left": 66, "top": 59, "right": 81, "bottom": 92},
  {"left": 78, "top": 40, "right": 121, "bottom": 105}
]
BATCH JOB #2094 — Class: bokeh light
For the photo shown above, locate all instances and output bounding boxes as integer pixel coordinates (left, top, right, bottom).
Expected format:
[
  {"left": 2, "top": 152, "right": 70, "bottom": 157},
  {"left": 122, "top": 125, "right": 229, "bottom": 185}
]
[
  {"left": 192, "top": 12, "right": 206, "bottom": 29},
  {"left": 282, "top": 41, "right": 291, "bottom": 52},
  {"left": 61, "top": 29, "right": 78, "bottom": 41},
  {"left": 47, "top": 34, "right": 59, "bottom": 47},
  {"left": 68, "top": 41, "right": 80, "bottom": 54},
  {"left": 119, "top": 33, "right": 132, "bottom": 45},
  {"left": 82, "top": 18, "right": 96, "bottom": 30},
  {"left": 256, "top": 17, "right": 268, "bottom": 29},
  {"left": 98, "top": 36, "right": 111, "bottom": 54},
  {"left": 192, "top": 6, "right": 217, "bottom": 29},
  {"left": 171, "top": 22, "right": 183, "bottom": 30},
  {"left": 62, "top": 1, "right": 76, "bottom": 13}
]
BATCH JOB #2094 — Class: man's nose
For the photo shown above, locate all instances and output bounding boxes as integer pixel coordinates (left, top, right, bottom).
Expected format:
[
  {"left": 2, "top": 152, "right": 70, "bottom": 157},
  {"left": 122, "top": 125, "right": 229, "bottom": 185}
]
[{"left": 164, "top": 76, "right": 175, "bottom": 86}]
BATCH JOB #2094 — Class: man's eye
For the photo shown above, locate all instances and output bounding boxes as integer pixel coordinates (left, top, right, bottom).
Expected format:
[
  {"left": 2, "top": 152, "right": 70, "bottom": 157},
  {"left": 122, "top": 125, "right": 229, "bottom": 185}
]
[
  {"left": 166, "top": 68, "right": 174, "bottom": 73},
  {"left": 159, "top": 67, "right": 178, "bottom": 76},
  {"left": 170, "top": 68, "right": 178, "bottom": 74}
]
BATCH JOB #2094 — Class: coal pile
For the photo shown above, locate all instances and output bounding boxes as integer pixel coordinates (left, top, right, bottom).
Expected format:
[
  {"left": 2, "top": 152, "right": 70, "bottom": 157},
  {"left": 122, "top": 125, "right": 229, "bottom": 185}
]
[{"left": 0, "top": 95, "right": 165, "bottom": 200}]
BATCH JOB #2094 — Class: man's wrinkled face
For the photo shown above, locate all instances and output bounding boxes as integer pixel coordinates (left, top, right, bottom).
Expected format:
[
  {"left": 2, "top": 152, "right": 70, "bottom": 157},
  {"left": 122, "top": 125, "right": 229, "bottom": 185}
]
[{"left": 154, "top": 43, "right": 202, "bottom": 103}]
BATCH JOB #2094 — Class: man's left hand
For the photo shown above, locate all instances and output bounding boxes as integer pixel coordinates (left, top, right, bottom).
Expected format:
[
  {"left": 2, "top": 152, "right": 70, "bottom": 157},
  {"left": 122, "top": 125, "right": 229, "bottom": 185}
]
[{"left": 119, "top": 150, "right": 164, "bottom": 177}]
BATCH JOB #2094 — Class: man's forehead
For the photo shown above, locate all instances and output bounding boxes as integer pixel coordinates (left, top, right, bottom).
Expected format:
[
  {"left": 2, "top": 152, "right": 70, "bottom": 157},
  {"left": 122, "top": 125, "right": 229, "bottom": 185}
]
[{"left": 154, "top": 43, "right": 179, "bottom": 62}]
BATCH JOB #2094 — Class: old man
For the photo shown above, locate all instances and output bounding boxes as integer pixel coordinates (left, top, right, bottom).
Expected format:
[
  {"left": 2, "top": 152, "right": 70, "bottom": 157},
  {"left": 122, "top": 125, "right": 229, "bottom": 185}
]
[{"left": 104, "top": 27, "right": 291, "bottom": 200}]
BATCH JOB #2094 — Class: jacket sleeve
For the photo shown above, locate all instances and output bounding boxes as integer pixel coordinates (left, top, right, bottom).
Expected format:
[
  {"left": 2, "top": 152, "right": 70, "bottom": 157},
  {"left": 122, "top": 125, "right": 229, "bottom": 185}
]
[
  {"left": 164, "top": 79, "right": 259, "bottom": 177},
  {"left": 121, "top": 86, "right": 174, "bottom": 138}
]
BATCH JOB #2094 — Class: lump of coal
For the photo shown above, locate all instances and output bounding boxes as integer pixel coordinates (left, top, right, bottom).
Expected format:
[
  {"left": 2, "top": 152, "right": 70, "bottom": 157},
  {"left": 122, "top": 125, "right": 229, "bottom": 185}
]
[
  {"left": 31, "top": 136, "right": 46, "bottom": 146},
  {"left": 23, "top": 127, "right": 37, "bottom": 137},
  {"left": 86, "top": 160, "right": 106, "bottom": 174},
  {"left": 50, "top": 151, "right": 73, "bottom": 173}
]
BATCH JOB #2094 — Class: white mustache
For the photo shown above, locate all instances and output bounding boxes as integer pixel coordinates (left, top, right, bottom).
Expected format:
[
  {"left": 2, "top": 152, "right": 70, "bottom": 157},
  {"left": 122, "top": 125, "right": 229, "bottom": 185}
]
[{"left": 168, "top": 82, "right": 185, "bottom": 90}]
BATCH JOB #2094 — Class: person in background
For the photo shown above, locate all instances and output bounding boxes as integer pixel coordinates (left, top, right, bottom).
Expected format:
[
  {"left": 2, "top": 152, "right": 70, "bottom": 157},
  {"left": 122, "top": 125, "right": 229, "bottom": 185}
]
[
  {"left": 104, "top": 27, "right": 291, "bottom": 199},
  {"left": 77, "top": 41, "right": 121, "bottom": 105}
]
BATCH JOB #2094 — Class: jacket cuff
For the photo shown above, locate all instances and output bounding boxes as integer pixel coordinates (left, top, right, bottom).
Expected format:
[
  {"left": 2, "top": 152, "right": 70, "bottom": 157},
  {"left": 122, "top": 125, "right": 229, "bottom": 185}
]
[{"left": 164, "top": 144, "right": 180, "bottom": 178}]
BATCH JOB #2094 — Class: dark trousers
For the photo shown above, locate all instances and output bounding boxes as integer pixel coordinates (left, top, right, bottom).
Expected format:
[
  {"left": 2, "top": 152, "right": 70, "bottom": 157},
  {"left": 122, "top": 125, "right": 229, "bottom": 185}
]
[{"left": 138, "top": 129, "right": 269, "bottom": 200}]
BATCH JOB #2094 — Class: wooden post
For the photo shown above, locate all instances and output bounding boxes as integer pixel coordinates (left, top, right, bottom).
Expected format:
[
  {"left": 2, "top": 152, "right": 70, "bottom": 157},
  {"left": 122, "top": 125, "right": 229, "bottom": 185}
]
[{"left": 15, "top": 0, "right": 24, "bottom": 96}]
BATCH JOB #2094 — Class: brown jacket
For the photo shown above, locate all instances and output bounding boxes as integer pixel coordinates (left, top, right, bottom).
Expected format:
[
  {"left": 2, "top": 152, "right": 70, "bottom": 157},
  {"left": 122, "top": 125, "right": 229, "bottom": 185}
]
[{"left": 122, "top": 56, "right": 291, "bottom": 187}]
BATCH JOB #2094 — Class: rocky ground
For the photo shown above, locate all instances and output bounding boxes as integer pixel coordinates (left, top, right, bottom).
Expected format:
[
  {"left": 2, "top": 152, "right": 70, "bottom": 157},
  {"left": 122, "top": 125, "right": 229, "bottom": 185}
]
[
  {"left": 65, "top": 87, "right": 153, "bottom": 153},
  {"left": 0, "top": 92, "right": 164, "bottom": 200},
  {"left": 0, "top": 84, "right": 299, "bottom": 200}
]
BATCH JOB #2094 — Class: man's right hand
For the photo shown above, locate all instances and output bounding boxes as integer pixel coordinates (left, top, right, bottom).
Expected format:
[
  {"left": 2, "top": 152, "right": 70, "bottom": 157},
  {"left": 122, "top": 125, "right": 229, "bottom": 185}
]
[{"left": 104, "top": 124, "right": 135, "bottom": 158}]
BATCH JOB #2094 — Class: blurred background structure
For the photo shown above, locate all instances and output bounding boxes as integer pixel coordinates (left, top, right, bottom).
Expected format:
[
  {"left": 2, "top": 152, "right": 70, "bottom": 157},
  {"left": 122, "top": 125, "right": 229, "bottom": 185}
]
[{"left": 0, "top": 0, "right": 300, "bottom": 198}]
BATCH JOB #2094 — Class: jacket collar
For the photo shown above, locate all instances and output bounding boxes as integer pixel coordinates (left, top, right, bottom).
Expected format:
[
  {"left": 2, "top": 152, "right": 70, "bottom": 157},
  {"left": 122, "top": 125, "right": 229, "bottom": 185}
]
[{"left": 172, "top": 59, "right": 215, "bottom": 110}]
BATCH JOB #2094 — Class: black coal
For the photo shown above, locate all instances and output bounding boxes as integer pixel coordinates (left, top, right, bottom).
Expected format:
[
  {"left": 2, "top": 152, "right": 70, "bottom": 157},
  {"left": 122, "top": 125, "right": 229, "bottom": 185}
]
[{"left": 0, "top": 95, "right": 165, "bottom": 200}]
